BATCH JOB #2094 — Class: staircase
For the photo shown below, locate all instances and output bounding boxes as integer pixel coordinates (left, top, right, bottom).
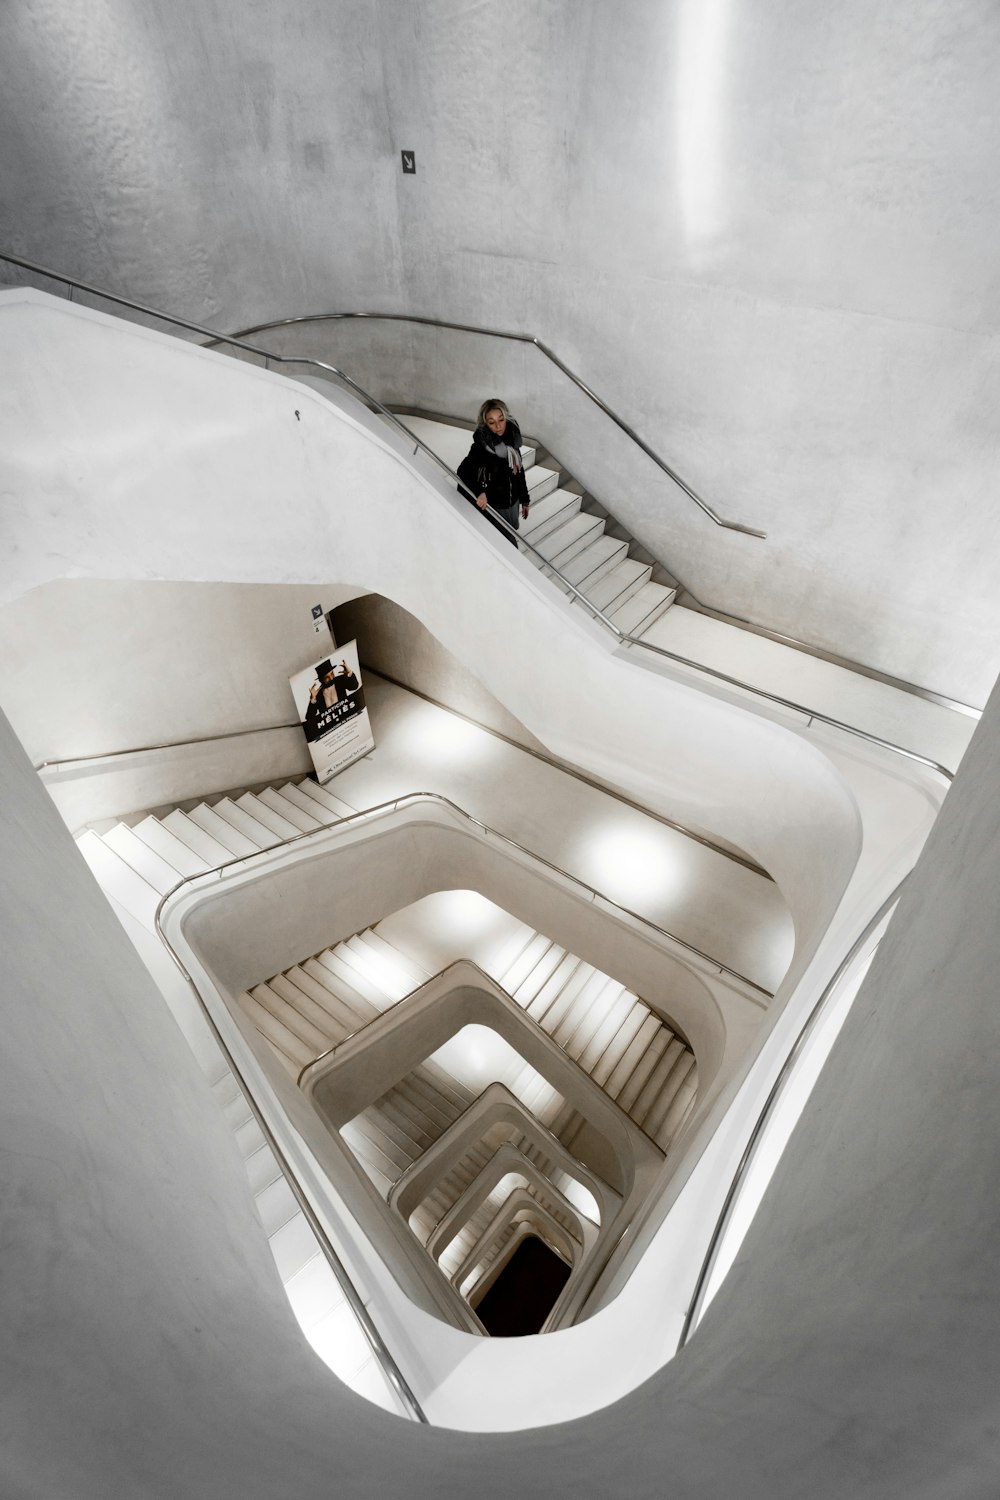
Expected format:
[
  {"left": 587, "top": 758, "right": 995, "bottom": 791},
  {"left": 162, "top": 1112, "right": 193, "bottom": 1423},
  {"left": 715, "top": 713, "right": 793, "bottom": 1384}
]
[
  {"left": 398, "top": 415, "right": 677, "bottom": 636},
  {"left": 77, "top": 778, "right": 698, "bottom": 1338}
]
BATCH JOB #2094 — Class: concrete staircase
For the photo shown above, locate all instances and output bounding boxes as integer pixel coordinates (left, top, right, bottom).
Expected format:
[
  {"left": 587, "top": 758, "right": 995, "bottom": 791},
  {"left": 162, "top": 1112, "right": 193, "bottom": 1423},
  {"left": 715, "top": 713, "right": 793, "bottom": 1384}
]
[{"left": 398, "top": 415, "right": 677, "bottom": 637}]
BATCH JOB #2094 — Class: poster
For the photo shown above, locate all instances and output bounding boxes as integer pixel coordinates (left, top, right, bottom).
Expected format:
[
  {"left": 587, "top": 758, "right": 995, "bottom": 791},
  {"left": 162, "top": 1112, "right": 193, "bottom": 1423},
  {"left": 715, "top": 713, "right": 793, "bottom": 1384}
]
[{"left": 289, "top": 639, "right": 374, "bottom": 784}]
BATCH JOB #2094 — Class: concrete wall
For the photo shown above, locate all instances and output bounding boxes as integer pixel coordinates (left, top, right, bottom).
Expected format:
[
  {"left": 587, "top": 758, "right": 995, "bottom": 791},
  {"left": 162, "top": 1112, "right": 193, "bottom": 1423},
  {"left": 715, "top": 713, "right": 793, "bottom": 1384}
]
[
  {"left": 3, "top": 0, "right": 999, "bottom": 701},
  {"left": 0, "top": 579, "right": 359, "bottom": 765},
  {"left": 0, "top": 291, "right": 867, "bottom": 971},
  {"left": 4, "top": 576, "right": 1000, "bottom": 1496}
]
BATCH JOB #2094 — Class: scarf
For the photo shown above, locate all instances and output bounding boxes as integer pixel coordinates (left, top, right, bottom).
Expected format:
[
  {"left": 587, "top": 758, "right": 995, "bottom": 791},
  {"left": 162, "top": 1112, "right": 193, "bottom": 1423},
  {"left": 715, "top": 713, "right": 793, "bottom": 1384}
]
[{"left": 476, "top": 417, "right": 524, "bottom": 474}]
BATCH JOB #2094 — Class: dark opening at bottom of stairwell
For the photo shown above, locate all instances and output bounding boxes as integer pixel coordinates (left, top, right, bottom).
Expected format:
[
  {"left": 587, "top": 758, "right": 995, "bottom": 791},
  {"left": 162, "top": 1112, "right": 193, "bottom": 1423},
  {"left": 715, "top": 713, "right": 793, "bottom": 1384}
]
[{"left": 474, "top": 1236, "right": 572, "bottom": 1337}]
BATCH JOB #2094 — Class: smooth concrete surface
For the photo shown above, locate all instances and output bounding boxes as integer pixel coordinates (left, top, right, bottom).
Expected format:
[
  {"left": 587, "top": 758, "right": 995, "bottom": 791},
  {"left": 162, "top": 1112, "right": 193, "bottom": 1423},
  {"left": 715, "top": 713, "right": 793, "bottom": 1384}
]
[
  {"left": 0, "top": 578, "right": 361, "bottom": 765},
  {"left": 334, "top": 676, "right": 793, "bottom": 995},
  {"left": 0, "top": 292, "right": 870, "bottom": 982},
  {"left": 4, "top": 1, "right": 1000, "bottom": 701},
  {"left": 642, "top": 605, "right": 978, "bottom": 774},
  {"left": 5, "top": 579, "right": 1000, "bottom": 1492}
]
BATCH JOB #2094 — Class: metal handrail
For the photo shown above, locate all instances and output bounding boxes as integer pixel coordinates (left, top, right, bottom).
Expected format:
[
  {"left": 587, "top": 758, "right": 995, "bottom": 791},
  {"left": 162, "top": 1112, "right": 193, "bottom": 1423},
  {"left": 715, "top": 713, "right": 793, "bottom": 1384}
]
[
  {"left": 677, "top": 879, "right": 905, "bottom": 1347},
  {"left": 34, "top": 718, "right": 300, "bottom": 771},
  {"left": 148, "top": 788, "right": 770, "bottom": 1411},
  {"left": 153, "top": 790, "right": 775, "bottom": 998},
  {"left": 219, "top": 310, "right": 767, "bottom": 539},
  {"left": 2, "top": 250, "right": 955, "bottom": 784}
]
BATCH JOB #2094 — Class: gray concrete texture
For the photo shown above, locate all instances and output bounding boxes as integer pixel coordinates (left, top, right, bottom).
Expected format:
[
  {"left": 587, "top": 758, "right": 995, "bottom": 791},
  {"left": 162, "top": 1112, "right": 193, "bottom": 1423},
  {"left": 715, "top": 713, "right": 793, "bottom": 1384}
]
[
  {"left": 4, "top": 580, "right": 1000, "bottom": 1493},
  {"left": 2, "top": 0, "right": 999, "bottom": 703}
]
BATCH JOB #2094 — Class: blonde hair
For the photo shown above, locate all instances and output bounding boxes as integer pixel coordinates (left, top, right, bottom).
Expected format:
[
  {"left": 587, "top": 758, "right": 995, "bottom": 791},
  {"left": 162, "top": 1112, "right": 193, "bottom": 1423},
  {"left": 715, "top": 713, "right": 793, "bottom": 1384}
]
[{"left": 477, "top": 398, "right": 510, "bottom": 427}]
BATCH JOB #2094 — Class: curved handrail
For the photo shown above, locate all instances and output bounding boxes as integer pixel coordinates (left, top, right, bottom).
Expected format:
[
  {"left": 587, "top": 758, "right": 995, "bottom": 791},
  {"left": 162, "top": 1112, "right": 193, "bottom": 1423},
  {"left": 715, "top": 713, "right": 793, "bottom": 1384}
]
[
  {"left": 219, "top": 311, "right": 767, "bottom": 539},
  {"left": 2, "top": 250, "right": 955, "bottom": 785},
  {"left": 677, "top": 879, "right": 905, "bottom": 1346},
  {"left": 153, "top": 790, "right": 774, "bottom": 998},
  {"left": 148, "top": 788, "right": 769, "bottom": 1408}
]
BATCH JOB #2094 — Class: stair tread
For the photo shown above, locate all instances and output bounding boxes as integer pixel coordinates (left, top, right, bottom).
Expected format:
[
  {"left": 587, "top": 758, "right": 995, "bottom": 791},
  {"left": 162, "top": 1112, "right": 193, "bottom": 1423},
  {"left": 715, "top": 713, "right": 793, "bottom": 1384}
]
[
  {"left": 606, "top": 581, "right": 676, "bottom": 636},
  {"left": 300, "top": 956, "right": 381, "bottom": 1025},
  {"left": 590, "top": 1001, "right": 650, "bottom": 1087},
  {"left": 520, "top": 488, "right": 581, "bottom": 542},
  {"left": 235, "top": 792, "right": 300, "bottom": 839},
  {"left": 100, "top": 823, "right": 183, "bottom": 894},
  {"left": 161, "top": 809, "right": 233, "bottom": 866},
  {"left": 535, "top": 511, "right": 605, "bottom": 564},
  {"left": 131, "top": 816, "right": 212, "bottom": 877},
  {"left": 75, "top": 831, "right": 160, "bottom": 927},
  {"left": 187, "top": 803, "right": 260, "bottom": 857},
  {"left": 583, "top": 558, "right": 652, "bottom": 613},
  {"left": 277, "top": 781, "right": 334, "bottom": 826},
  {"left": 256, "top": 785, "right": 323, "bottom": 832},
  {"left": 210, "top": 796, "right": 278, "bottom": 848},
  {"left": 614, "top": 1025, "right": 671, "bottom": 1112},
  {"left": 249, "top": 981, "right": 329, "bottom": 1055},
  {"left": 292, "top": 777, "right": 356, "bottom": 818},
  {"left": 559, "top": 534, "right": 628, "bottom": 587},
  {"left": 237, "top": 991, "right": 311, "bottom": 1068}
]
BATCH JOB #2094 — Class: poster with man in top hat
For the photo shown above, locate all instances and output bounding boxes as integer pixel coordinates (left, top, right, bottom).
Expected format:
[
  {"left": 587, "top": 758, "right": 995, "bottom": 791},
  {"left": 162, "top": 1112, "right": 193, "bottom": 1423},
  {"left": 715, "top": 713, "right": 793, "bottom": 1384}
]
[{"left": 289, "top": 638, "right": 374, "bottom": 784}]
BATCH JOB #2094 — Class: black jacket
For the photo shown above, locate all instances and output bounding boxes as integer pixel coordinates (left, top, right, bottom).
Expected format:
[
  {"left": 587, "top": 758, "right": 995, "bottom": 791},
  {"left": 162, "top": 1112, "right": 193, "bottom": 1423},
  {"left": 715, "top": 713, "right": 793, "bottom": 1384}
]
[{"left": 457, "top": 419, "right": 531, "bottom": 516}]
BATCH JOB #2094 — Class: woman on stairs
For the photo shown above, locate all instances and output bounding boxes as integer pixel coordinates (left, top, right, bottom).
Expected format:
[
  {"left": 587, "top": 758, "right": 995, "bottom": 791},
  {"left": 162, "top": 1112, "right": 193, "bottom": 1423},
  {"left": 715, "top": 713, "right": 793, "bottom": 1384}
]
[{"left": 457, "top": 398, "right": 531, "bottom": 548}]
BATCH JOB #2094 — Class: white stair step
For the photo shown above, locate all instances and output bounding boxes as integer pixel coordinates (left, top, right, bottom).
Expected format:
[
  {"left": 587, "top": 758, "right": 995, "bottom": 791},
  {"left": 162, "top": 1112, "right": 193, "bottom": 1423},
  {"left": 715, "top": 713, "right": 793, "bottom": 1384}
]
[
  {"left": 535, "top": 511, "right": 605, "bottom": 567},
  {"left": 237, "top": 991, "right": 311, "bottom": 1069},
  {"left": 255, "top": 1175, "right": 299, "bottom": 1238},
  {"left": 284, "top": 1252, "right": 345, "bottom": 1334},
  {"left": 613, "top": 1024, "right": 671, "bottom": 1112},
  {"left": 559, "top": 535, "right": 629, "bottom": 588},
  {"left": 75, "top": 831, "right": 161, "bottom": 927},
  {"left": 654, "top": 1075, "right": 699, "bottom": 1149},
  {"left": 340, "top": 936, "right": 411, "bottom": 1003},
  {"left": 277, "top": 781, "right": 334, "bottom": 826},
  {"left": 187, "top": 803, "right": 260, "bottom": 858},
  {"left": 255, "top": 785, "right": 323, "bottom": 833},
  {"left": 590, "top": 1002, "right": 650, "bottom": 1087},
  {"left": 366, "top": 1102, "right": 428, "bottom": 1161},
  {"left": 269, "top": 1211, "right": 322, "bottom": 1283},
  {"left": 235, "top": 792, "right": 300, "bottom": 840},
  {"left": 641, "top": 1049, "right": 696, "bottom": 1138},
  {"left": 282, "top": 965, "right": 362, "bottom": 1037},
  {"left": 631, "top": 1037, "right": 686, "bottom": 1126},
  {"left": 210, "top": 797, "right": 278, "bottom": 848},
  {"left": 360, "top": 929, "right": 430, "bottom": 986},
  {"left": 511, "top": 944, "right": 569, "bottom": 1007},
  {"left": 377, "top": 1087, "right": 444, "bottom": 1148},
  {"left": 267, "top": 974, "right": 342, "bottom": 1045},
  {"left": 162, "top": 809, "right": 233, "bottom": 867},
  {"left": 101, "top": 823, "right": 184, "bottom": 894},
  {"left": 339, "top": 1122, "right": 398, "bottom": 1196},
  {"left": 566, "top": 980, "right": 630, "bottom": 1066},
  {"left": 292, "top": 778, "right": 356, "bottom": 819},
  {"left": 131, "top": 816, "right": 212, "bottom": 877},
  {"left": 234, "top": 1115, "right": 267, "bottom": 1162},
  {"left": 550, "top": 968, "right": 615, "bottom": 1049},
  {"left": 214, "top": 1072, "right": 254, "bottom": 1131},
  {"left": 245, "top": 1142, "right": 283, "bottom": 1196},
  {"left": 520, "top": 488, "right": 582, "bottom": 543},
  {"left": 531, "top": 959, "right": 595, "bottom": 1034},
  {"left": 606, "top": 581, "right": 677, "bottom": 637},
  {"left": 500, "top": 933, "right": 553, "bottom": 994},
  {"left": 394, "top": 1077, "right": 459, "bottom": 1136},
  {"left": 310, "top": 950, "right": 390, "bottom": 1013},
  {"left": 525, "top": 464, "right": 559, "bottom": 502},
  {"left": 301, "top": 956, "right": 381, "bottom": 1025},
  {"left": 249, "top": 981, "right": 329, "bottom": 1055},
  {"left": 346, "top": 1112, "right": 414, "bottom": 1175},
  {"left": 582, "top": 558, "right": 652, "bottom": 614}
]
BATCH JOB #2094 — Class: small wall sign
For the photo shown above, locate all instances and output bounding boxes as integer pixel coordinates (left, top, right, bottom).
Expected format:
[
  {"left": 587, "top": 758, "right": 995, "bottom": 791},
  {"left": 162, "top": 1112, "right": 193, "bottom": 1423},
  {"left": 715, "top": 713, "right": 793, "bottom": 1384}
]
[{"left": 401, "top": 150, "right": 416, "bottom": 174}]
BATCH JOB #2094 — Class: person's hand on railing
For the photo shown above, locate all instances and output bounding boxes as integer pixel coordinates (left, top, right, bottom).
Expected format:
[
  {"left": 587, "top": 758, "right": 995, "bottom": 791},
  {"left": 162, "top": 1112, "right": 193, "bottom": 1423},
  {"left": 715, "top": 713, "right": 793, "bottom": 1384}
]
[{"left": 476, "top": 492, "right": 488, "bottom": 510}]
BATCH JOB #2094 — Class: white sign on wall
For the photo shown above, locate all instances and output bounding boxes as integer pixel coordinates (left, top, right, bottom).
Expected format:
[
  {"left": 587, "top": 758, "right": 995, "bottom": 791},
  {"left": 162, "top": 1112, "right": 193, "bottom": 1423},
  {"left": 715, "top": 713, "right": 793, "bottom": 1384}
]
[{"left": 289, "top": 638, "right": 374, "bottom": 784}]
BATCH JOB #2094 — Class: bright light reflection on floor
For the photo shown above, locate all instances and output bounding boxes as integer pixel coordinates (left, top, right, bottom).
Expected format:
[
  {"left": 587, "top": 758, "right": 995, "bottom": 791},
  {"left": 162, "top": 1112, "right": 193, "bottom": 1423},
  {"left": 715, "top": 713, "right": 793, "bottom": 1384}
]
[
  {"left": 573, "top": 821, "right": 684, "bottom": 910},
  {"left": 405, "top": 710, "right": 499, "bottom": 768},
  {"left": 428, "top": 1025, "right": 527, "bottom": 1094},
  {"left": 560, "top": 1176, "right": 600, "bottom": 1226}
]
